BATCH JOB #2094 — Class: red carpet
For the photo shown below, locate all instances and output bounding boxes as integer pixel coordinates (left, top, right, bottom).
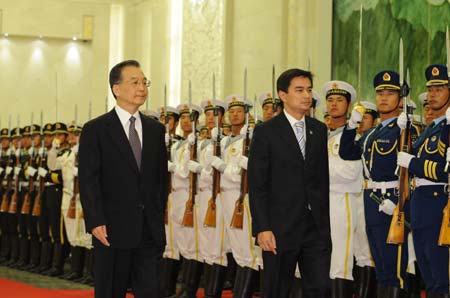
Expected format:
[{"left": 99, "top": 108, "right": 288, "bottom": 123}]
[{"left": 0, "top": 277, "right": 233, "bottom": 298}]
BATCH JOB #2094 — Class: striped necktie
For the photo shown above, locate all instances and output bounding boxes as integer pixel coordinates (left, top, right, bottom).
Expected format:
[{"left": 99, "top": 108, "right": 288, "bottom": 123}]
[
  {"left": 294, "top": 121, "right": 305, "bottom": 157},
  {"left": 129, "top": 116, "right": 142, "bottom": 169}
]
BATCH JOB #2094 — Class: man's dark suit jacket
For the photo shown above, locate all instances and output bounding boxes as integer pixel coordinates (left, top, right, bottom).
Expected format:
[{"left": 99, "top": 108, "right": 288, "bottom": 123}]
[
  {"left": 248, "top": 112, "right": 330, "bottom": 250},
  {"left": 79, "top": 109, "right": 167, "bottom": 250}
]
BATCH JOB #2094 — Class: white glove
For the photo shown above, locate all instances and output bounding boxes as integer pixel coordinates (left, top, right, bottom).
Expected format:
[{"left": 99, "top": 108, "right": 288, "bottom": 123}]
[
  {"left": 168, "top": 161, "right": 175, "bottom": 172},
  {"left": 38, "top": 167, "right": 48, "bottom": 178},
  {"left": 211, "top": 127, "right": 220, "bottom": 140},
  {"left": 211, "top": 156, "right": 226, "bottom": 173},
  {"left": 165, "top": 133, "right": 170, "bottom": 146},
  {"left": 5, "top": 166, "right": 13, "bottom": 175},
  {"left": 348, "top": 109, "right": 363, "bottom": 129},
  {"left": 14, "top": 167, "right": 21, "bottom": 176},
  {"left": 187, "top": 133, "right": 196, "bottom": 145},
  {"left": 73, "top": 167, "right": 78, "bottom": 177},
  {"left": 447, "top": 147, "right": 450, "bottom": 163},
  {"left": 239, "top": 156, "right": 248, "bottom": 170},
  {"left": 38, "top": 147, "right": 45, "bottom": 156},
  {"left": 397, "top": 152, "right": 414, "bottom": 169},
  {"left": 28, "top": 147, "right": 35, "bottom": 156},
  {"left": 0, "top": 167, "right": 4, "bottom": 175},
  {"left": 397, "top": 112, "right": 408, "bottom": 130},
  {"left": 72, "top": 144, "right": 79, "bottom": 155},
  {"left": 187, "top": 160, "right": 203, "bottom": 173},
  {"left": 240, "top": 125, "right": 253, "bottom": 139},
  {"left": 15, "top": 149, "right": 21, "bottom": 157},
  {"left": 6, "top": 148, "right": 12, "bottom": 156},
  {"left": 379, "top": 199, "right": 396, "bottom": 215},
  {"left": 446, "top": 105, "right": 450, "bottom": 124},
  {"left": 52, "top": 139, "right": 59, "bottom": 149},
  {"left": 27, "top": 166, "right": 37, "bottom": 177}
]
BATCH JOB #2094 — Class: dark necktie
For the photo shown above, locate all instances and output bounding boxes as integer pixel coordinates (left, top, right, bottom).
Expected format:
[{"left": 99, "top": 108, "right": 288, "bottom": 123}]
[{"left": 129, "top": 116, "right": 142, "bottom": 169}]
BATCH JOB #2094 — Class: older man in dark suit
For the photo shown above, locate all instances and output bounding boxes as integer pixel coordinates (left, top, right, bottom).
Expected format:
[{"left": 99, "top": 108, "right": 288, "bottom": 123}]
[
  {"left": 248, "top": 68, "right": 331, "bottom": 298},
  {"left": 79, "top": 60, "right": 167, "bottom": 298}
]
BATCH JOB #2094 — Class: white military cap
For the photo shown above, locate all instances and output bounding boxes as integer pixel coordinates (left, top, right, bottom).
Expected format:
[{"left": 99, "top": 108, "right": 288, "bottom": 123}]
[
  {"left": 258, "top": 91, "right": 277, "bottom": 107},
  {"left": 176, "top": 103, "right": 203, "bottom": 115},
  {"left": 157, "top": 106, "right": 179, "bottom": 116},
  {"left": 418, "top": 92, "right": 428, "bottom": 106},
  {"left": 200, "top": 99, "right": 226, "bottom": 112},
  {"left": 359, "top": 101, "right": 377, "bottom": 113},
  {"left": 322, "top": 80, "right": 357, "bottom": 103},
  {"left": 225, "top": 94, "right": 251, "bottom": 110}
]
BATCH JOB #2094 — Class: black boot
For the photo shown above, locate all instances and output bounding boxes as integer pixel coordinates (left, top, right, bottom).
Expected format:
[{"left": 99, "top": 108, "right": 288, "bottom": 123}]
[
  {"left": 354, "top": 266, "right": 377, "bottom": 298},
  {"left": 74, "top": 249, "right": 94, "bottom": 285},
  {"left": 61, "top": 246, "right": 85, "bottom": 280},
  {"left": 42, "top": 243, "right": 64, "bottom": 276},
  {"left": 331, "top": 278, "right": 353, "bottom": 298},
  {"left": 12, "top": 238, "right": 30, "bottom": 269},
  {"left": 385, "top": 286, "right": 402, "bottom": 298},
  {"left": 160, "top": 257, "right": 181, "bottom": 297},
  {"left": 0, "top": 234, "right": 10, "bottom": 263},
  {"left": 4, "top": 236, "right": 19, "bottom": 266},
  {"left": 224, "top": 253, "right": 237, "bottom": 290},
  {"left": 23, "top": 240, "right": 41, "bottom": 271},
  {"left": 35, "top": 241, "right": 53, "bottom": 273},
  {"left": 204, "top": 264, "right": 226, "bottom": 298},
  {"left": 168, "top": 259, "right": 203, "bottom": 298},
  {"left": 404, "top": 272, "right": 422, "bottom": 298},
  {"left": 233, "top": 266, "right": 257, "bottom": 298},
  {"left": 289, "top": 277, "right": 304, "bottom": 298},
  {"left": 377, "top": 284, "right": 386, "bottom": 298}
]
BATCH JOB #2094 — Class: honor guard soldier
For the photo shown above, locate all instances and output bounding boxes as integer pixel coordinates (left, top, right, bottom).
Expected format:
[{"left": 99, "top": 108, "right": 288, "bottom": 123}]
[
  {"left": 323, "top": 81, "right": 364, "bottom": 297},
  {"left": 38, "top": 122, "right": 70, "bottom": 276},
  {"left": 4, "top": 127, "right": 22, "bottom": 267},
  {"left": 160, "top": 105, "right": 182, "bottom": 297},
  {"left": 323, "top": 106, "right": 332, "bottom": 129},
  {"left": 198, "top": 121, "right": 209, "bottom": 140},
  {"left": 0, "top": 128, "right": 10, "bottom": 263},
  {"left": 419, "top": 92, "right": 436, "bottom": 127},
  {"left": 358, "top": 101, "right": 378, "bottom": 136},
  {"left": 210, "top": 94, "right": 263, "bottom": 298},
  {"left": 33, "top": 123, "right": 55, "bottom": 273},
  {"left": 222, "top": 122, "right": 231, "bottom": 136},
  {"left": 399, "top": 64, "right": 450, "bottom": 297},
  {"left": 306, "top": 90, "right": 321, "bottom": 118},
  {"left": 188, "top": 99, "right": 229, "bottom": 298},
  {"left": 339, "top": 71, "right": 412, "bottom": 297},
  {"left": 167, "top": 103, "right": 203, "bottom": 298}
]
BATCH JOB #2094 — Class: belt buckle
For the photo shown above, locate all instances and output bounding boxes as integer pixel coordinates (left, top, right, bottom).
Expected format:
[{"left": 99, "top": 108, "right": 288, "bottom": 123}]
[{"left": 444, "top": 185, "right": 449, "bottom": 195}]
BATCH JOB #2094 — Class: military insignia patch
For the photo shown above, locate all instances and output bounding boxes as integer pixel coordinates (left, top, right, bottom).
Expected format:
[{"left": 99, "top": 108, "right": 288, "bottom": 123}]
[
  {"left": 432, "top": 67, "right": 439, "bottom": 76},
  {"left": 431, "top": 136, "right": 437, "bottom": 142},
  {"left": 383, "top": 72, "right": 391, "bottom": 81},
  {"left": 332, "top": 82, "right": 339, "bottom": 89}
]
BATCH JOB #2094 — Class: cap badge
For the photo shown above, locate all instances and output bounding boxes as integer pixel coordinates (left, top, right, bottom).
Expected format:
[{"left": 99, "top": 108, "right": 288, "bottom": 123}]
[
  {"left": 383, "top": 72, "right": 391, "bottom": 81},
  {"left": 432, "top": 67, "right": 439, "bottom": 76}
]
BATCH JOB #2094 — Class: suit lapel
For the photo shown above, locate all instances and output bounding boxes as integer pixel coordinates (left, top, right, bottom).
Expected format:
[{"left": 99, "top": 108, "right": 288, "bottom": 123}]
[
  {"left": 304, "top": 116, "right": 316, "bottom": 160},
  {"left": 275, "top": 113, "right": 305, "bottom": 162},
  {"left": 104, "top": 109, "right": 139, "bottom": 174}
]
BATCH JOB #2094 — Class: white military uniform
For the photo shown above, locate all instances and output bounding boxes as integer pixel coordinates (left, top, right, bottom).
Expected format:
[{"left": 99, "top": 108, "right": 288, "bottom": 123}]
[
  {"left": 219, "top": 134, "right": 262, "bottom": 270},
  {"left": 328, "top": 126, "right": 363, "bottom": 280},
  {"left": 60, "top": 148, "right": 92, "bottom": 248},
  {"left": 196, "top": 138, "right": 229, "bottom": 266}
]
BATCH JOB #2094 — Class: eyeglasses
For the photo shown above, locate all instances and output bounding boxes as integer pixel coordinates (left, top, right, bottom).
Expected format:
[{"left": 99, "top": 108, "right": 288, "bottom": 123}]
[{"left": 119, "top": 79, "right": 151, "bottom": 88}]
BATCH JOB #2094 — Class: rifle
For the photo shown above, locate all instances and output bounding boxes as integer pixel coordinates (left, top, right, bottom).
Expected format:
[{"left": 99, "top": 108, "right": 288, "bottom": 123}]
[
  {"left": 204, "top": 106, "right": 221, "bottom": 228},
  {"left": 182, "top": 81, "right": 196, "bottom": 227},
  {"left": 387, "top": 40, "right": 409, "bottom": 244},
  {"left": 438, "top": 27, "right": 450, "bottom": 246},
  {"left": 67, "top": 152, "right": 78, "bottom": 219},
  {"left": 21, "top": 114, "right": 35, "bottom": 215},
  {"left": 31, "top": 146, "right": 46, "bottom": 216},
  {"left": 0, "top": 149, "right": 14, "bottom": 212},
  {"left": 8, "top": 147, "right": 21, "bottom": 214},
  {"left": 231, "top": 105, "right": 250, "bottom": 229}
]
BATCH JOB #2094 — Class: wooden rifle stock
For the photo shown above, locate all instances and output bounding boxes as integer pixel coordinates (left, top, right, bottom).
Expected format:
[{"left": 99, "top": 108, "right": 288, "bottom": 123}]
[
  {"left": 67, "top": 153, "right": 78, "bottom": 219},
  {"left": 231, "top": 127, "right": 250, "bottom": 229},
  {"left": 8, "top": 152, "right": 21, "bottom": 214},
  {"left": 21, "top": 150, "right": 37, "bottom": 215},
  {"left": 387, "top": 122, "right": 411, "bottom": 244},
  {"left": 204, "top": 131, "right": 221, "bottom": 228},
  {"left": 0, "top": 153, "right": 14, "bottom": 212},
  {"left": 182, "top": 138, "right": 198, "bottom": 228},
  {"left": 31, "top": 151, "right": 46, "bottom": 216}
]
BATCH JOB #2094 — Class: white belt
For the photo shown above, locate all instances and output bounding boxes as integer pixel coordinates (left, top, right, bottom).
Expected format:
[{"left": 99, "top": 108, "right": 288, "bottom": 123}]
[
  {"left": 413, "top": 178, "right": 447, "bottom": 188},
  {"left": 45, "top": 182, "right": 55, "bottom": 186},
  {"left": 364, "top": 179, "right": 398, "bottom": 194},
  {"left": 20, "top": 182, "right": 29, "bottom": 187}
]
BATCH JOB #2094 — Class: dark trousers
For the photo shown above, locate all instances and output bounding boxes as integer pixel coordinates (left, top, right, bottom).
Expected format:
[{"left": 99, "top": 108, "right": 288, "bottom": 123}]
[
  {"left": 366, "top": 223, "right": 408, "bottom": 288},
  {"left": 46, "top": 185, "right": 64, "bottom": 243},
  {"left": 414, "top": 225, "right": 449, "bottom": 294},
  {"left": 93, "top": 216, "right": 164, "bottom": 298},
  {"left": 262, "top": 211, "right": 331, "bottom": 298},
  {"left": 37, "top": 190, "right": 50, "bottom": 242}
]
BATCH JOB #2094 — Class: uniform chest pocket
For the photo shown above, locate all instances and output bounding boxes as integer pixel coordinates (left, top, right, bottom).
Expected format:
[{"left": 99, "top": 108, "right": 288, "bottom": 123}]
[{"left": 373, "top": 139, "right": 397, "bottom": 156}]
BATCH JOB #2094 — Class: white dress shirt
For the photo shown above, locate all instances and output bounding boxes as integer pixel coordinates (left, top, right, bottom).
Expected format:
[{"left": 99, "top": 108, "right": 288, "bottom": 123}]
[{"left": 115, "top": 105, "right": 143, "bottom": 147}]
